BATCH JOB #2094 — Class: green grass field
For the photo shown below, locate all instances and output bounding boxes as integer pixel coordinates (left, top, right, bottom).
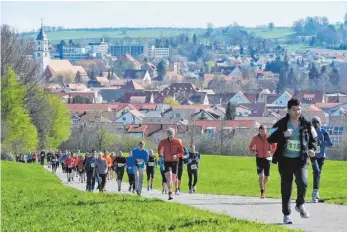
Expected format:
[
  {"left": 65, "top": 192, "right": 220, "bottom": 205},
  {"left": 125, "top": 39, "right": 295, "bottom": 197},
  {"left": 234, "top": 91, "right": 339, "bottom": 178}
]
[
  {"left": 248, "top": 28, "right": 295, "bottom": 39},
  {"left": 1, "top": 161, "right": 295, "bottom": 232},
  {"left": 149, "top": 156, "right": 347, "bottom": 205},
  {"left": 23, "top": 29, "right": 203, "bottom": 43}
]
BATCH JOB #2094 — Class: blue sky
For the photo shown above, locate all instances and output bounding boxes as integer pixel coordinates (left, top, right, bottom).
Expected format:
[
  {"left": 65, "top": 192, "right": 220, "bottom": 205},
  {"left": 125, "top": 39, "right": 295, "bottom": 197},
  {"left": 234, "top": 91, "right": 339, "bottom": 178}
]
[{"left": 1, "top": 1, "right": 347, "bottom": 32}]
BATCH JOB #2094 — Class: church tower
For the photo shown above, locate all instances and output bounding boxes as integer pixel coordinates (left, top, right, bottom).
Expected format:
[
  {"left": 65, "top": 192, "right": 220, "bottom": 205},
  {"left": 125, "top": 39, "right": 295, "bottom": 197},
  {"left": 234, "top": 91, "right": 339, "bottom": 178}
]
[{"left": 33, "top": 19, "right": 51, "bottom": 72}]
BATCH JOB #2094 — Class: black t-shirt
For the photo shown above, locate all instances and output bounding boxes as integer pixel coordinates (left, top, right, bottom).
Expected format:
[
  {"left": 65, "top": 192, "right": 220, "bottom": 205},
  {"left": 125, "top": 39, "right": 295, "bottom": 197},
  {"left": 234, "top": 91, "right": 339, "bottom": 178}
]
[
  {"left": 114, "top": 156, "right": 126, "bottom": 169},
  {"left": 40, "top": 151, "right": 45, "bottom": 157},
  {"left": 146, "top": 156, "right": 157, "bottom": 169},
  {"left": 187, "top": 152, "right": 200, "bottom": 169}
]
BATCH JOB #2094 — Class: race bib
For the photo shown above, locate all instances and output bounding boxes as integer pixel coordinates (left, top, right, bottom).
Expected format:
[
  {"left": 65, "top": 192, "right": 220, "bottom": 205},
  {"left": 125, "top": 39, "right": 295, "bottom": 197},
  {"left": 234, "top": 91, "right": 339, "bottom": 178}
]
[
  {"left": 316, "top": 146, "right": 321, "bottom": 154},
  {"left": 287, "top": 140, "right": 300, "bottom": 152},
  {"left": 191, "top": 164, "right": 197, "bottom": 170},
  {"left": 138, "top": 161, "right": 144, "bottom": 165},
  {"left": 79, "top": 168, "right": 83, "bottom": 172},
  {"left": 118, "top": 163, "right": 125, "bottom": 168},
  {"left": 266, "top": 157, "right": 272, "bottom": 161},
  {"left": 148, "top": 162, "right": 154, "bottom": 167},
  {"left": 68, "top": 165, "right": 72, "bottom": 168},
  {"left": 90, "top": 163, "right": 95, "bottom": 168}
]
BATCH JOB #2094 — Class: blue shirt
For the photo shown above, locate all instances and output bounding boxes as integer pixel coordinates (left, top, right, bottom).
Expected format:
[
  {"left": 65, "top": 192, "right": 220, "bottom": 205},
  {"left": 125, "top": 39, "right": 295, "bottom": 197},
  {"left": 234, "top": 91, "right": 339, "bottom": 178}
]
[
  {"left": 126, "top": 156, "right": 135, "bottom": 174},
  {"left": 316, "top": 128, "right": 334, "bottom": 158},
  {"left": 132, "top": 148, "right": 149, "bottom": 169},
  {"left": 157, "top": 156, "right": 165, "bottom": 172},
  {"left": 284, "top": 121, "right": 301, "bottom": 158},
  {"left": 60, "top": 154, "right": 67, "bottom": 162}
]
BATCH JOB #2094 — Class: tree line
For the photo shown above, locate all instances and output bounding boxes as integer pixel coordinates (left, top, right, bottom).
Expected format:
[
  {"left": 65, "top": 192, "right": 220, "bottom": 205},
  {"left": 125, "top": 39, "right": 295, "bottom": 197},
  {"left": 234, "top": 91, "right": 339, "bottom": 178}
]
[{"left": 1, "top": 25, "right": 71, "bottom": 155}]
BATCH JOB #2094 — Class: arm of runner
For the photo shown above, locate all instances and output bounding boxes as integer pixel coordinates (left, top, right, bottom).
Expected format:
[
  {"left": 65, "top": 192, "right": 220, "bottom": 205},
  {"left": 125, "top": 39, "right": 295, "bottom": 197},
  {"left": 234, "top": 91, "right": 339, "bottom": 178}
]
[
  {"left": 308, "top": 125, "right": 318, "bottom": 152},
  {"left": 157, "top": 141, "right": 163, "bottom": 157},
  {"left": 270, "top": 143, "right": 277, "bottom": 154},
  {"left": 323, "top": 130, "right": 334, "bottom": 147},
  {"left": 249, "top": 137, "right": 256, "bottom": 153},
  {"left": 177, "top": 140, "right": 185, "bottom": 158}
]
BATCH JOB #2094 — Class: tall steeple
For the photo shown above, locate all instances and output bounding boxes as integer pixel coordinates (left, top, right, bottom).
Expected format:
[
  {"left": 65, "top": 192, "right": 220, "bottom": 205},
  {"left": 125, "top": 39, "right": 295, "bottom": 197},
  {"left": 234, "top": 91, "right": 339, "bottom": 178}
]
[{"left": 33, "top": 18, "right": 51, "bottom": 72}]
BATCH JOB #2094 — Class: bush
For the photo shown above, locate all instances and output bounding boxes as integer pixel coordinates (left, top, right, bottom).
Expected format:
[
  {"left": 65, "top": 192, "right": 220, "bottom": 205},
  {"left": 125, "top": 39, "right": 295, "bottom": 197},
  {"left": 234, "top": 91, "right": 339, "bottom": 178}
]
[{"left": 1, "top": 153, "right": 14, "bottom": 161}]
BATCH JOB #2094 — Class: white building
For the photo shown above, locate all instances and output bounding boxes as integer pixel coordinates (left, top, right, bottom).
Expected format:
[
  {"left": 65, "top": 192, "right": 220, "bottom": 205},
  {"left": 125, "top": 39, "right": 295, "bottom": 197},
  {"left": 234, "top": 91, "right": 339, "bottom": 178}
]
[
  {"left": 146, "top": 45, "right": 169, "bottom": 58},
  {"left": 33, "top": 21, "right": 51, "bottom": 71},
  {"left": 86, "top": 38, "right": 108, "bottom": 54},
  {"left": 61, "top": 47, "right": 90, "bottom": 61}
]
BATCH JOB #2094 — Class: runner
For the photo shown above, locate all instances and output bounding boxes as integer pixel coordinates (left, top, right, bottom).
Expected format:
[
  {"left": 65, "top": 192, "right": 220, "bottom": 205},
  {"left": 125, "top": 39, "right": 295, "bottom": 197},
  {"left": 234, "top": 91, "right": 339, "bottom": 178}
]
[
  {"left": 95, "top": 152, "right": 108, "bottom": 193},
  {"left": 84, "top": 150, "right": 97, "bottom": 192},
  {"left": 146, "top": 150, "right": 157, "bottom": 191},
  {"left": 187, "top": 145, "right": 200, "bottom": 194},
  {"left": 158, "top": 128, "right": 184, "bottom": 200},
  {"left": 132, "top": 141, "right": 149, "bottom": 196},
  {"left": 268, "top": 98, "right": 317, "bottom": 224},
  {"left": 72, "top": 153, "right": 78, "bottom": 179},
  {"left": 157, "top": 154, "right": 168, "bottom": 194},
  {"left": 55, "top": 151, "right": 60, "bottom": 168},
  {"left": 102, "top": 150, "right": 113, "bottom": 183},
  {"left": 126, "top": 150, "right": 135, "bottom": 193},
  {"left": 76, "top": 155, "right": 86, "bottom": 183},
  {"left": 64, "top": 153, "right": 76, "bottom": 182},
  {"left": 113, "top": 151, "right": 127, "bottom": 191},
  {"left": 51, "top": 152, "right": 58, "bottom": 173},
  {"left": 47, "top": 150, "right": 53, "bottom": 168},
  {"left": 175, "top": 145, "right": 189, "bottom": 195},
  {"left": 60, "top": 152, "right": 68, "bottom": 173},
  {"left": 40, "top": 149, "right": 45, "bottom": 166},
  {"left": 311, "top": 116, "right": 334, "bottom": 203},
  {"left": 249, "top": 125, "right": 277, "bottom": 198},
  {"left": 110, "top": 152, "right": 116, "bottom": 179}
]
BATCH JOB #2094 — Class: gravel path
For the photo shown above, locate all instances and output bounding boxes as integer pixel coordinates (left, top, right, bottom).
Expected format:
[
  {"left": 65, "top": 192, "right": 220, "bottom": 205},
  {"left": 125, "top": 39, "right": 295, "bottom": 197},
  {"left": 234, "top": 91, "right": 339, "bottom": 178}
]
[{"left": 47, "top": 166, "right": 347, "bottom": 232}]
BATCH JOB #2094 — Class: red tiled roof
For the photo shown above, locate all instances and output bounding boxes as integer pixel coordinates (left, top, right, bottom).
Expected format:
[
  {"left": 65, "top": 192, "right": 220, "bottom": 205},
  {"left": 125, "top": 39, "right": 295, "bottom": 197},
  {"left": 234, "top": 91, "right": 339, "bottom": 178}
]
[
  {"left": 56, "top": 92, "right": 96, "bottom": 103},
  {"left": 126, "top": 124, "right": 148, "bottom": 133},
  {"left": 244, "top": 93, "right": 258, "bottom": 103},
  {"left": 315, "top": 103, "right": 343, "bottom": 109},
  {"left": 172, "top": 104, "right": 212, "bottom": 113},
  {"left": 193, "top": 120, "right": 259, "bottom": 130},
  {"left": 66, "top": 104, "right": 110, "bottom": 113}
]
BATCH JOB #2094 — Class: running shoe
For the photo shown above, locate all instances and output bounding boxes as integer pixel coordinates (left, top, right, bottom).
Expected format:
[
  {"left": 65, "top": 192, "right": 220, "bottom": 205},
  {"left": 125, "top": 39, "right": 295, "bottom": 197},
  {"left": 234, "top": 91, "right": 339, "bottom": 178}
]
[
  {"left": 168, "top": 191, "right": 174, "bottom": 200},
  {"left": 295, "top": 205, "right": 310, "bottom": 218},
  {"left": 283, "top": 215, "right": 293, "bottom": 224}
]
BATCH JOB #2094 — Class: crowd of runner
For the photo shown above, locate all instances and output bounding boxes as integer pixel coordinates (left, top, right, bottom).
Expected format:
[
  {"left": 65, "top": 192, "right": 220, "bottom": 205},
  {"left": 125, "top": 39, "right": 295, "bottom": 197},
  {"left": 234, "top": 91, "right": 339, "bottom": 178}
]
[
  {"left": 16, "top": 98, "right": 334, "bottom": 225},
  {"left": 30, "top": 129, "right": 201, "bottom": 200}
]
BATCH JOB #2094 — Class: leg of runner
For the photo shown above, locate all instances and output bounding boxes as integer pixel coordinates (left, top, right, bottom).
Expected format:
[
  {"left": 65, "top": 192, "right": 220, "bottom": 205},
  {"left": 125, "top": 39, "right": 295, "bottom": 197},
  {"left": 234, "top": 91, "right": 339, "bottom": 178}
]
[
  {"left": 188, "top": 169, "right": 193, "bottom": 194},
  {"left": 100, "top": 174, "right": 106, "bottom": 192},
  {"left": 134, "top": 167, "right": 141, "bottom": 196},
  {"left": 311, "top": 157, "right": 324, "bottom": 202},
  {"left": 150, "top": 170, "right": 154, "bottom": 190},
  {"left": 86, "top": 172, "right": 92, "bottom": 191},
  {"left": 161, "top": 171, "right": 167, "bottom": 194},
  {"left": 175, "top": 168, "right": 183, "bottom": 195},
  {"left": 259, "top": 173, "right": 265, "bottom": 198},
  {"left": 192, "top": 169, "right": 198, "bottom": 193},
  {"left": 130, "top": 174, "right": 135, "bottom": 193},
  {"left": 146, "top": 168, "right": 151, "bottom": 191}
]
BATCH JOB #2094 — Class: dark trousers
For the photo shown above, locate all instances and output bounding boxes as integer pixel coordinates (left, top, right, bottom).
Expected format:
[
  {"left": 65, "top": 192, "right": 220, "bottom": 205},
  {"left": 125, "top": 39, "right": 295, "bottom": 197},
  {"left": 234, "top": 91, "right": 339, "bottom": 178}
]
[
  {"left": 311, "top": 157, "right": 325, "bottom": 190},
  {"left": 40, "top": 158, "right": 44, "bottom": 165},
  {"left": 278, "top": 157, "right": 308, "bottom": 216},
  {"left": 96, "top": 174, "right": 106, "bottom": 191},
  {"left": 188, "top": 169, "right": 198, "bottom": 189},
  {"left": 127, "top": 172, "right": 135, "bottom": 190},
  {"left": 86, "top": 172, "right": 95, "bottom": 191}
]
